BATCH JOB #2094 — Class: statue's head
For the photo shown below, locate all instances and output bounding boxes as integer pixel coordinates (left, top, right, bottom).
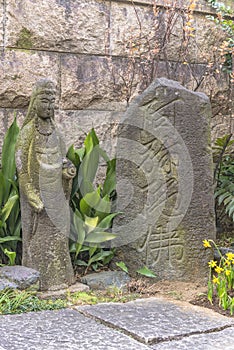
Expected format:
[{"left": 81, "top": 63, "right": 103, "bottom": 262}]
[{"left": 23, "top": 79, "right": 56, "bottom": 127}]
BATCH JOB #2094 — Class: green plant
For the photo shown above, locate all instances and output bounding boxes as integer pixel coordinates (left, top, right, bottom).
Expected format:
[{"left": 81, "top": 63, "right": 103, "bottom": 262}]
[
  {"left": 206, "top": 0, "right": 234, "bottom": 74},
  {"left": 203, "top": 239, "right": 234, "bottom": 315},
  {"left": 213, "top": 135, "right": 234, "bottom": 222},
  {"left": 0, "top": 117, "right": 21, "bottom": 265},
  {"left": 67, "top": 128, "right": 118, "bottom": 272},
  {"left": 116, "top": 261, "right": 157, "bottom": 278},
  {"left": 136, "top": 266, "right": 157, "bottom": 278},
  {"left": 67, "top": 289, "right": 136, "bottom": 306},
  {"left": 0, "top": 288, "right": 66, "bottom": 314}
]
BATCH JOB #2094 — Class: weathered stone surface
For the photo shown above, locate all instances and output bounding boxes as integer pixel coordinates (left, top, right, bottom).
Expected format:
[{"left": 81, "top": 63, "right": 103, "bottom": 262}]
[
  {"left": 16, "top": 79, "right": 75, "bottom": 291},
  {"left": 5, "top": 0, "right": 110, "bottom": 54},
  {"left": 0, "top": 266, "right": 39, "bottom": 290},
  {"left": 56, "top": 110, "right": 121, "bottom": 156},
  {"left": 113, "top": 0, "right": 234, "bottom": 12},
  {"left": 78, "top": 297, "right": 234, "bottom": 344},
  {"left": 109, "top": 2, "right": 226, "bottom": 64},
  {"left": 0, "top": 0, "right": 4, "bottom": 47},
  {"left": 38, "top": 282, "right": 90, "bottom": 300},
  {"left": 109, "top": 2, "right": 156, "bottom": 57},
  {"left": 60, "top": 54, "right": 129, "bottom": 111},
  {"left": 59, "top": 53, "right": 229, "bottom": 113},
  {"left": 81, "top": 271, "right": 130, "bottom": 290},
  {"left": 162, "top": 13, "right": 226, "bottom": 64},
  {"left": 113, "top": 78, "right": 216, "bottom": 281},
  {"left": 0, "top": 277, "right": 17, "bottom": 291},
  {"left": 0, "top": 308, "right": 149, "bottom": 350},
  {"left": 151, "top": 327, "right": 234, "bottom": 350},
  {"left": 211, "top": 114, "right": 233, "bottom": 143},
  {"left": 0, "top": 50, "right": 59, "bottom": 108}
]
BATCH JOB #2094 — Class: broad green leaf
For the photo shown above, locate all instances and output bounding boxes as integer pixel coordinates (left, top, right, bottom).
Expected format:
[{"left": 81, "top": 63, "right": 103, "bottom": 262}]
[
  {"left": 69, "top": 242, "right": 77, "bottom": 253},
  {"left": 0, "top": 236, "right": 21, "bottom": 244},
  {"left": 116, "top": 261, "right": 129, "bottom": 273},
  {"left": 73, "top": 210, "right": 85, "bottom": 246},
  {"left": 103, "top": 159, "right": 116, "bottom": 197},
  {"left": 75, "top": 260, "right": 88, "bottom": 267},
  {"left": 0, "top": 220, "right": 6, "bottom": 232},
  {"left": 0, "top": 170, "right": 6, "bottom": 207},
  {"left": 136, "top": 266, "right": 157, "bottom": 278},
  {"left": 3, "top": 249, "right": 16, "bottom": 266},
  {"left": 85, "top": 231, "right": 116, "bottom": 244},
  {"left": 67, "top": 144, "right": 80, "bottom": 167},
  {"left": 102, "top": 250, "right": 115, "bottom": 265},
  {"left": 98, "top": 147, "right": 110, "bottom": 162},
  {"left": 98, "top": 212, "right": 120, "bottom": 229},
  {"left": 80, "top": 190, "right": 101, "bottom": 216},
  {"left": 79, "top": 147, "right": 100, "bottom": 195},
  {"left": 89, "top": 246, "right": 97, "bottom": 258},
  {"left": 85, "top": 215, "right": 99, "bottom": 233},
  {"left": 1, "top": 117, "right": 19, "bottom": 202},
  {"left": 8, "top": 179, "right": 19, "bottom": 195},
  {"left": 84, "top": 128, "right": 99, "bottom": 154},
  {"left": 70, "top": 173, "right": 79, "bottom": 199},
  {"left": 1, "top": 194, "right": 18, "bottom": 222},
  {"left": 88, "top": 250, "right": 114, "bottom": 266},
  {"left": 75, "top": 243, "right": 83, "bottom": 258},
  {"left": 77, "top": 148, "right": 85, "bottom": 161},
  {"left": 7, "top": 196, "right": 20, "bottom": 236},
  {"left": 95, "top": 196, "right": 111, "bottom": 221}
]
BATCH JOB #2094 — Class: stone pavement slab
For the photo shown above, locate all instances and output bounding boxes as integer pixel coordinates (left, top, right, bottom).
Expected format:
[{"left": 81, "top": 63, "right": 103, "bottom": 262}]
[
  {"left": 0, "top": 308, "right": 149, "bottom": 350},
  {"left": 1, "top": 297, "right": 234, "bottom": 350},
  {"left": 78, "top": 297, "right": 234, "bottom": 344},
  {"left": 151, "top": 326, "right": 234, "bottom": 350}
]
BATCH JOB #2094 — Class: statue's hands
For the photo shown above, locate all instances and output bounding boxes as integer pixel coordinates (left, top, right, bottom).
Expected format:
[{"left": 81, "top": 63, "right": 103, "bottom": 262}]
[
  {"left": 29, "top": 197, "right": 44, "bottom": 213},
  {"left": 26, "top": 185, "right": 44, "bottom": 212}
]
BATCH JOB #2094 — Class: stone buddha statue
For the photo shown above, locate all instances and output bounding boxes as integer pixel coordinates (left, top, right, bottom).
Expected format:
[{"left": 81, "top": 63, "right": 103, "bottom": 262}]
[{"left": 16, "top": 79, "right": 76, "bottom": 291}]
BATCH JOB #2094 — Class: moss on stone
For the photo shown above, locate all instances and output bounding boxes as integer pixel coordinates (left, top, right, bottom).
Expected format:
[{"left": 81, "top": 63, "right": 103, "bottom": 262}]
[{"left": 16, "top": 28, "right": 33, "bottom": 49}]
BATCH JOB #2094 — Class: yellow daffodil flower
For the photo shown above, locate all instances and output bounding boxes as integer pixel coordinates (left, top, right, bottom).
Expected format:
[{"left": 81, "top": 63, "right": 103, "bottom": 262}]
[
  {"left": 203, "top": 240, "right": 211, "bottom": 248},
  {"left": 215, "top": 266, "right": 224, "bottom": 274},
  {"left": 212, "top": 276, "right": 220, "bottom": 284},
  {"left": 226, "top": 252, "right": 234, "bottom": 261},
  {"left": 208, "top": 260, "right": 217, "bottom": 268},
  {"left": 225, "top": 270, "right": 231, "bottom": 276}
]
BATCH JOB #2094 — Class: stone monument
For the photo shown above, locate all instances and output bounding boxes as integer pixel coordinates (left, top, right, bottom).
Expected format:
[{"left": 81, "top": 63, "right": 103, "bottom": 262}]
[
  {"left": 16, "top": 79, "right": 76, "bottom": 291},
  {"left": 114, "top": 78, "right": 215, "bottom": 281}
]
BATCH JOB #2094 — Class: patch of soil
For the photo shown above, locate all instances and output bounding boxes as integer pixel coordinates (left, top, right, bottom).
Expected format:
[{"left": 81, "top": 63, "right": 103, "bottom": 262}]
[{"left": 127, "top": 278, "right": 234, "bottom": 318}]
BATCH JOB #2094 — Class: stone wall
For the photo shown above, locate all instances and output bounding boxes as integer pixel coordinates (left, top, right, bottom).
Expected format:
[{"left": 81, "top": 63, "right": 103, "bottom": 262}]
[{"left": 0, "top": 0, "right": 233, "bottom": 152}]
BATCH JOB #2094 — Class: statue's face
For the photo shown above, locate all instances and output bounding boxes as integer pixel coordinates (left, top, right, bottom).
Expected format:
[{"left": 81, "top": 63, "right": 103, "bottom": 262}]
[{"left": 35, "top": 93, "right": 55, "bottom": 119}]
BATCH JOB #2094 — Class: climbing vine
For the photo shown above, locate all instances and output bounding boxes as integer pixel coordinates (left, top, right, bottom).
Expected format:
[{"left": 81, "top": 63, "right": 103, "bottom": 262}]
[{"left": 206, "top": 0, "right": 234, "bottom": 77}]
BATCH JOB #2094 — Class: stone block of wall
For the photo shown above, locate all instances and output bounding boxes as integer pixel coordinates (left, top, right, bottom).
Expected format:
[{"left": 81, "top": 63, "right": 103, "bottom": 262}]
[
  {"left": 56, "top": 110, "right": 121, "bottom": 158},
  {"left": 0, "top": 50, "right": 59, "bottom": 108},
  {"left": 0, "top": 0, "right": 3, "bottom": 47},
  {"left": 110, "top": 0, "right": 234, "bottom": 12},
  {"left": 60, "top": 55, "right": 127, "bottom": 111},
  {"left": 113, "top": 78, "right": 215, "bottom": 281},
  {"left": 5, "top": 0, "right": 110, "bottom": 55},
  {"left": 109, "top": 1, "right": 226, "bottom": 64},
  {"left": 109, "top": 1, "right": 156, "bottom": 57}
]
